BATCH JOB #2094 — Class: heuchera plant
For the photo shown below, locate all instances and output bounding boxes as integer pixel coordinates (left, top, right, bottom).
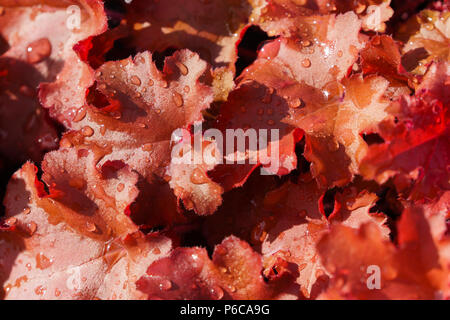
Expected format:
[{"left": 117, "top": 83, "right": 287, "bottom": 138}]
[{"left": 0, "top": 0, "right": 448, "bottom": 300}]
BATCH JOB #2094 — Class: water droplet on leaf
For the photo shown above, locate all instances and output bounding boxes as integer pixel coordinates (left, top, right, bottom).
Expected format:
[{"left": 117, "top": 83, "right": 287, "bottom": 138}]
[
  {"left": 26, "top": 38, "right": 52, "bottom": 64},
  {"left": 176, "top": 62, "right": 189, "bottom": 75},
  {"left": 173, "top": 92, "right": 184, "bottom": 107},
  {"left": 81, "top": 126, "right": 94, "bottom": 137},
  {"left": 130, "top": 75, "right": 141, "bottom": 86},
  {"left": 190, "top": 168, "right": 209, "bottom": 185},
  {"left": 86, "top": 222, "right": 96, "bottom": 232},
  {"left": 159, "top": 279, "right": 172, "bottom": 291},
  {"left": 302, "top": 58, "right": 311, "bottom": 68}
]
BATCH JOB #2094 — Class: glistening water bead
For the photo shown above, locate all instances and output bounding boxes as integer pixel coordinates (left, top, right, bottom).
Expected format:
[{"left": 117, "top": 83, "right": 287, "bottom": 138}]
[{"left": 26, "top": 38, "right": 52, "bottom": 64}]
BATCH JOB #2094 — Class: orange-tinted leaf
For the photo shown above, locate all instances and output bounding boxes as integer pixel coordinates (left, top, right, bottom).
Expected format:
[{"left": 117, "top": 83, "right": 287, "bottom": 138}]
[
  {"left": 0, "top": 161, "right": 172, "bottom": 299},
  {"left": 398, "top": 10, "right": 449, "bottom": 75},
  {"left": 261, "top": 176, "right": 388, "bottom": 298},
  {"left": 361, "top": 35, "right": 410, "bottom": 82},
  {"left": 360, "top": 91, "right": 449, "bottom": 202},
  {"left": 0, "top": 0, "right": 106, "bottom": 164},
  {"left": 167, "top": 132, "right": 224, "bottom": 215},
  {"left": 59, "top": 50, "right": 216, "bottom": 218},
  {"left": 122, "top": 0, "right": 255, "bottom": 71},
  {"left": 318, "top": 207, "right": 446, "bottom": 299},
  {"left": 257, "top": 0, "right": 393, "bottom": 36},
  {"left": 137, "top": 236, "right": 278, "bottom": 300}
]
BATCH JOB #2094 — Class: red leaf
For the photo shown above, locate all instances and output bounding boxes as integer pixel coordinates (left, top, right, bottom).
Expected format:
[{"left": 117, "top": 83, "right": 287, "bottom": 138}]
[
  {"left": 0, "top": 161, "right": 172, "bottom": 299},
  {"left": 398, "top": 9, "right": 449, "bottom": 75},
  {"left": 360, "top": 88, "right": 449, "bottom": 202},
  {"left": 260, "top": 176, "right": 388, "bottom": 298},
  {"left": 317, "top": 206, "right": 446, "bottom": 299},
  {"left": 58, "top": 49, "right": 216, "bottom": 219},
  {"left": 167, "top": 133, "right": 224, "bottom": 215},
  {"left": 137, "top": 236, "right": 279, "bottom": 300},
  {"left": 361, "top": 35, "right": 409, "bottom": 81},
  {"left": 119, "top": 0, "right": 255, "bottom": 71},
  {"left": 0, "top": 0, "right": 109, "bottom": 164},
  {"left": 257, "top": 0, "right": 393, "bottom": 37},
  {"left": 211, "top": 81, "right": 302, "bottom": 190},
  {"left": 35, "top": 0, "right": 107, "bottom": 126}
]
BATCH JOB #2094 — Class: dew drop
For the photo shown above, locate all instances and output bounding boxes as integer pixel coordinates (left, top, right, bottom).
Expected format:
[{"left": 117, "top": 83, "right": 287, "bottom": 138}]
[
  {"left": 183, "top": 85, "right": 190, "bottom": 93},
  {"left": 301, "top": 40, "right": 311, "bottom": 47},
  {"left": 26, "top": 38, "right": 52, "bottom": 64},
  {"left": 28, "top": 222, "right": 37, "bottom": 235},
  {"left": 34, "top": 285, "right": 46, "bottom": 296},
  {"left": 173, "top": 92, "right": 184, "bottom": 107},
  {"left": 73, "top": 107, "right": 87, "bottom": 122},
  {"left": 81, "top": 126, "right": 94, "bottom": 137},
  {"left": 36, "top": 252, "right": 53, "bottom": 270},
  {"left": 117, "top": 183, "right": 125, "bottom": 192},
  {"left": 159, "top": 279, "right": 172, "bottom": 291},
  {"left": 176, "top": 62, "right": 189, "bottom": 75},
  {"left": 130, "top": 75, "right": 141, "bottom": 86},
  {"left": 190, "top": 168, "right": 209, "bottom": 185},
  {"left": 290, "top": 98, "right": 304, "bottom": 109},
  {"left": 210, "top": 286, "right": 224, "bottom": 300},
  {"left": 301, "top": 58, "right": 311, "bottom": 68},
  {"left": 86, "top": 222, "right": 97, "bottom": 232},
  {"left": 142, "top": 143, "right": 153, "bottom": 152},
  {"left": 148, "top": 79, "right": 154, "bottom": 86},
  {"left": 160, "top": 80, "right": 168, "bottom": 88}
]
